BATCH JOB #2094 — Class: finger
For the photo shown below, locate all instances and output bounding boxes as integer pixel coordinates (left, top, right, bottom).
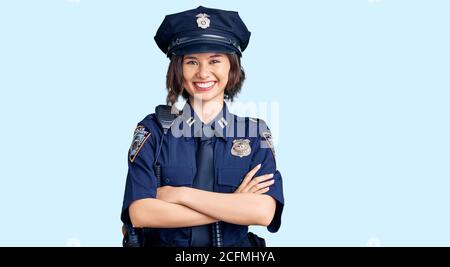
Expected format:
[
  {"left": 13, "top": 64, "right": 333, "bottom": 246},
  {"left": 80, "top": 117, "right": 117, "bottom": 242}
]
[
  {"left": 242, "top": 164, "right": 261, "bottom": 184},
  {"left": 254, "top": 187, "right": 270, "bottom": 194},
  {"left": 242, "top": 173, "right": 273, "bottom": 193},
  {"left": 236, "top": 164, "right": 261, "bottom": 192},
  {"left": 249, "top": 179, "right": 274, "bottom": 193},
  {"left": 253, "top": 173, "right": 274, "bottom": 184}
]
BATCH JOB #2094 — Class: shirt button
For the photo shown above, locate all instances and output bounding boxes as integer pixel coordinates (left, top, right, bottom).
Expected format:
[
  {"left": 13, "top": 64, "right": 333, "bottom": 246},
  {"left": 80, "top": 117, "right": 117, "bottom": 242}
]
[{"left": 165, "top": 178, "right": 170, "bottom": 183}]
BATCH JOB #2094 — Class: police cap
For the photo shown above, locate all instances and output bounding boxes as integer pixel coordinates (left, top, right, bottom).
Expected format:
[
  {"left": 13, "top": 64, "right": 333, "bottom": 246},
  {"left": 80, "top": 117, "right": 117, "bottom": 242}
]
[{"left": 154, "top": 6, "right": 251, "bottom": 57}]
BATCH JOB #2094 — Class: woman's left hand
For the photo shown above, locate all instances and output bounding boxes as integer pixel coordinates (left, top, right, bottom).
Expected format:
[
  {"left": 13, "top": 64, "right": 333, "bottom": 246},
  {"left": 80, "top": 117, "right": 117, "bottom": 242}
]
[
  {"left": 156, "top": 186, "right": 182, "bottom": 204},
  {"left": 235, "top": 164, "right": 274, "bottom": 194}
]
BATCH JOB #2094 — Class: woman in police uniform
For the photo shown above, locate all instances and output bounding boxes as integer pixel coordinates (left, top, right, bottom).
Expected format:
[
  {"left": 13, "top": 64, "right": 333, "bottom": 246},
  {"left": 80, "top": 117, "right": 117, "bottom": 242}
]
[{"left": 121, "top": 6, "right": 284, "bottom": 247}]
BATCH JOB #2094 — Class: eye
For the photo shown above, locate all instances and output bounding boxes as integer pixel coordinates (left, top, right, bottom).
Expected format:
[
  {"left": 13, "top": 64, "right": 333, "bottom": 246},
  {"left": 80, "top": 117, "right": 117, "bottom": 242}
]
[
  {"left": 210, "top": 59, "right": 221, "bottom": 64},
  {"left": 185, "top": 60, "right": 198, "bottom": 65}
]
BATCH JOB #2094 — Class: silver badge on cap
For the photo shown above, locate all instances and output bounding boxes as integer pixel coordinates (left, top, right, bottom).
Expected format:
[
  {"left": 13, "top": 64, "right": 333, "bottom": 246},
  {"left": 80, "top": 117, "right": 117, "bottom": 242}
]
[
  {"left": 196, "top": 13, "right": 210, "bottom": 29},
  {"left": 231, "top": 139, "right": 251, "bottom": 157}
]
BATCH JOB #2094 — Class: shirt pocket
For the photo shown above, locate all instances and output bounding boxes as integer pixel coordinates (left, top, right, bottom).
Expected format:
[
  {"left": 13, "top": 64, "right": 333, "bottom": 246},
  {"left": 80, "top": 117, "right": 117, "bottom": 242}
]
[
  {"left": 217, "top": 167, "right": 249, "bottom": 193},
  {"left": 161, "top": 166, "right": 195, "bottom": 186}
]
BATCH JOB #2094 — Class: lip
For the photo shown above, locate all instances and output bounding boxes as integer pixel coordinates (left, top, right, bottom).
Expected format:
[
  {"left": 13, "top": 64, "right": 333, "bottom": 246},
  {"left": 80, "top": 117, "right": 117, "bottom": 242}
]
[{"left": 193, "top": 81, "right": 216, "bottom": 92}]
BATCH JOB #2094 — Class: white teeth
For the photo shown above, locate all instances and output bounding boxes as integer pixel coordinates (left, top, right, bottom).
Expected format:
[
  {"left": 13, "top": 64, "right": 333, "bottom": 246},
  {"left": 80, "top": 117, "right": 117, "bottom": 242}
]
[{"left": 194, "top": 82, "right": 215, "bottom": 88}]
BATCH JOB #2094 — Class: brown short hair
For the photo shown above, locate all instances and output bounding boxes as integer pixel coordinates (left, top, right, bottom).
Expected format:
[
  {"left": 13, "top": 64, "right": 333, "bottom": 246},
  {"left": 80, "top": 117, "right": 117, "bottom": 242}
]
[{"left": 165, "top": 53, "right": 246, "bottom": 105}]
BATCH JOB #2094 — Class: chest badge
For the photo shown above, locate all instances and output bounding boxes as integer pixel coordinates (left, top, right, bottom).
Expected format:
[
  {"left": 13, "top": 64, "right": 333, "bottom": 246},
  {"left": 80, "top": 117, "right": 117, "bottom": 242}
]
[{"left": 231, "top": 139, "right": 251, "bottom": 157}]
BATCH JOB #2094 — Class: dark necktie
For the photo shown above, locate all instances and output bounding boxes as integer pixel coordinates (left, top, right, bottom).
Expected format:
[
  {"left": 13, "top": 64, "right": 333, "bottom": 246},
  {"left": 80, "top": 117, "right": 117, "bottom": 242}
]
[{"left": 190, "top": 136, "right": 214, "bottom": 246}]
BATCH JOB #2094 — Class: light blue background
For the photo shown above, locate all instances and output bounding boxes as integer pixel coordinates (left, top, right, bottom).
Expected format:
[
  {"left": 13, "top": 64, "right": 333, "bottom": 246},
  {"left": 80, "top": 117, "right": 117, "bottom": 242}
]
[{"left": 1, "top": 0, "right": 449, "bottom": 247}]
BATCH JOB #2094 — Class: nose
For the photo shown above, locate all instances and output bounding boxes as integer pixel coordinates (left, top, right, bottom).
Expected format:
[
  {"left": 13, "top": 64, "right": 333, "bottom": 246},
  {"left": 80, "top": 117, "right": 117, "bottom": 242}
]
[{"left": 196, "top": 63, "right": 211, "bottom": 79}]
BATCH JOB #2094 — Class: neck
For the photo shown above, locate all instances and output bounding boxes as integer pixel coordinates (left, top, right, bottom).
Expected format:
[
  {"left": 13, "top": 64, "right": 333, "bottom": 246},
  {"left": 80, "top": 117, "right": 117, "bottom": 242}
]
[{"left": 189, "top": 97, "right": 224, "bottom": 124}]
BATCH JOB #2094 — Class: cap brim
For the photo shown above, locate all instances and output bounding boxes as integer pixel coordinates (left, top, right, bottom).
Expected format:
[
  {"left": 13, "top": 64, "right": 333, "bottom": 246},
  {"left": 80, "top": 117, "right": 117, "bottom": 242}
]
[{"left": 169, "top": 43, "right": 239, "bottom": 57}]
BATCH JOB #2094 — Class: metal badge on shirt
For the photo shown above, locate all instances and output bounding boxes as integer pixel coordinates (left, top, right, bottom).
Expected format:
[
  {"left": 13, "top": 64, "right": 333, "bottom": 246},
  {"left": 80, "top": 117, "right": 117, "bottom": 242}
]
[
  {"left": 129, "top": 125, "right": 151, "bottom": 163},
  {"left": 231, "top": 139, "right": 251, "bottom": 158}
]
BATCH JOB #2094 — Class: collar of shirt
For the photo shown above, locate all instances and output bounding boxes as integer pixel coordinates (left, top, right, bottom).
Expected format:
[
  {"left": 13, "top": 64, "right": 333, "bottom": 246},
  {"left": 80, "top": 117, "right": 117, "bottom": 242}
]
[{"left": 179, "top": 101, "right": 234, "bottom": 139}]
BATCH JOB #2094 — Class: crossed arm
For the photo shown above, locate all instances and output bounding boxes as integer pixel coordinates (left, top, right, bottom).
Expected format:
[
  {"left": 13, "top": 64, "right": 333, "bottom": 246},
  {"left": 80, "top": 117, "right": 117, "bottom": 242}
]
[{"left": 129, "top": 164, "right": 276, "bottom": 228}]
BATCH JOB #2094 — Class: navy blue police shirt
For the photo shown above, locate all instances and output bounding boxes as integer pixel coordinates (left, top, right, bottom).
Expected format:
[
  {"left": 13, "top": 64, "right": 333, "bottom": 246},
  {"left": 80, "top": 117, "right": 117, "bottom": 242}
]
[{"left": 121, "top": 102, "right": 284, "bottom": 247}]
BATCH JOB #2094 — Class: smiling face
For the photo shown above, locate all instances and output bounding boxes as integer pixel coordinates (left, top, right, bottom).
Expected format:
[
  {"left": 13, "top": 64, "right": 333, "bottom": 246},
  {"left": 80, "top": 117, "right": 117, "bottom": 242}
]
[{"left": 182, "top": 53, "right": 231, "bottom": 103}]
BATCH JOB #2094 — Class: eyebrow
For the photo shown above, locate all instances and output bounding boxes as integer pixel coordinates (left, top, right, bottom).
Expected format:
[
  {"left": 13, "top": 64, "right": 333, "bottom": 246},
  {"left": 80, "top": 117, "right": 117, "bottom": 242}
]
[{"left": 184, "top": 54, "right": 224, "bottom": 60}]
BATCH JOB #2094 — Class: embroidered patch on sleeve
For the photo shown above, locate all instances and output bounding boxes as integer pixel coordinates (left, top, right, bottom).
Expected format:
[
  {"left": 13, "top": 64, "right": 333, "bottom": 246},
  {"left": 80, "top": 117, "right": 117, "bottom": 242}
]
[
  {"left": 129, "top": 125, "right": 151, "bottom": 163},
  {"left": 262, "top": 131, "right": 276, "bottom": 160}
]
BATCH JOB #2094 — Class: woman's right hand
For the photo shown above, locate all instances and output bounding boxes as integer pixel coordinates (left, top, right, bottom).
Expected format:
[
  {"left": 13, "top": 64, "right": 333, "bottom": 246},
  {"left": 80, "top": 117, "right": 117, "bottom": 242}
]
[{"left": 234, "top": 164, "right": 274, "bottom": 194}]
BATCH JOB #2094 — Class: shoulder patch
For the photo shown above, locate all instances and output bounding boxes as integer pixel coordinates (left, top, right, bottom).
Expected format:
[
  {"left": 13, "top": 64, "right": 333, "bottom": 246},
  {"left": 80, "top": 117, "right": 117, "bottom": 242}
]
[
  {"left": 129, "top": 125, "right": 151, "bottom": 162},
  {"left": 262, "top": 131, "right": 276, "bottom": 160}
]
